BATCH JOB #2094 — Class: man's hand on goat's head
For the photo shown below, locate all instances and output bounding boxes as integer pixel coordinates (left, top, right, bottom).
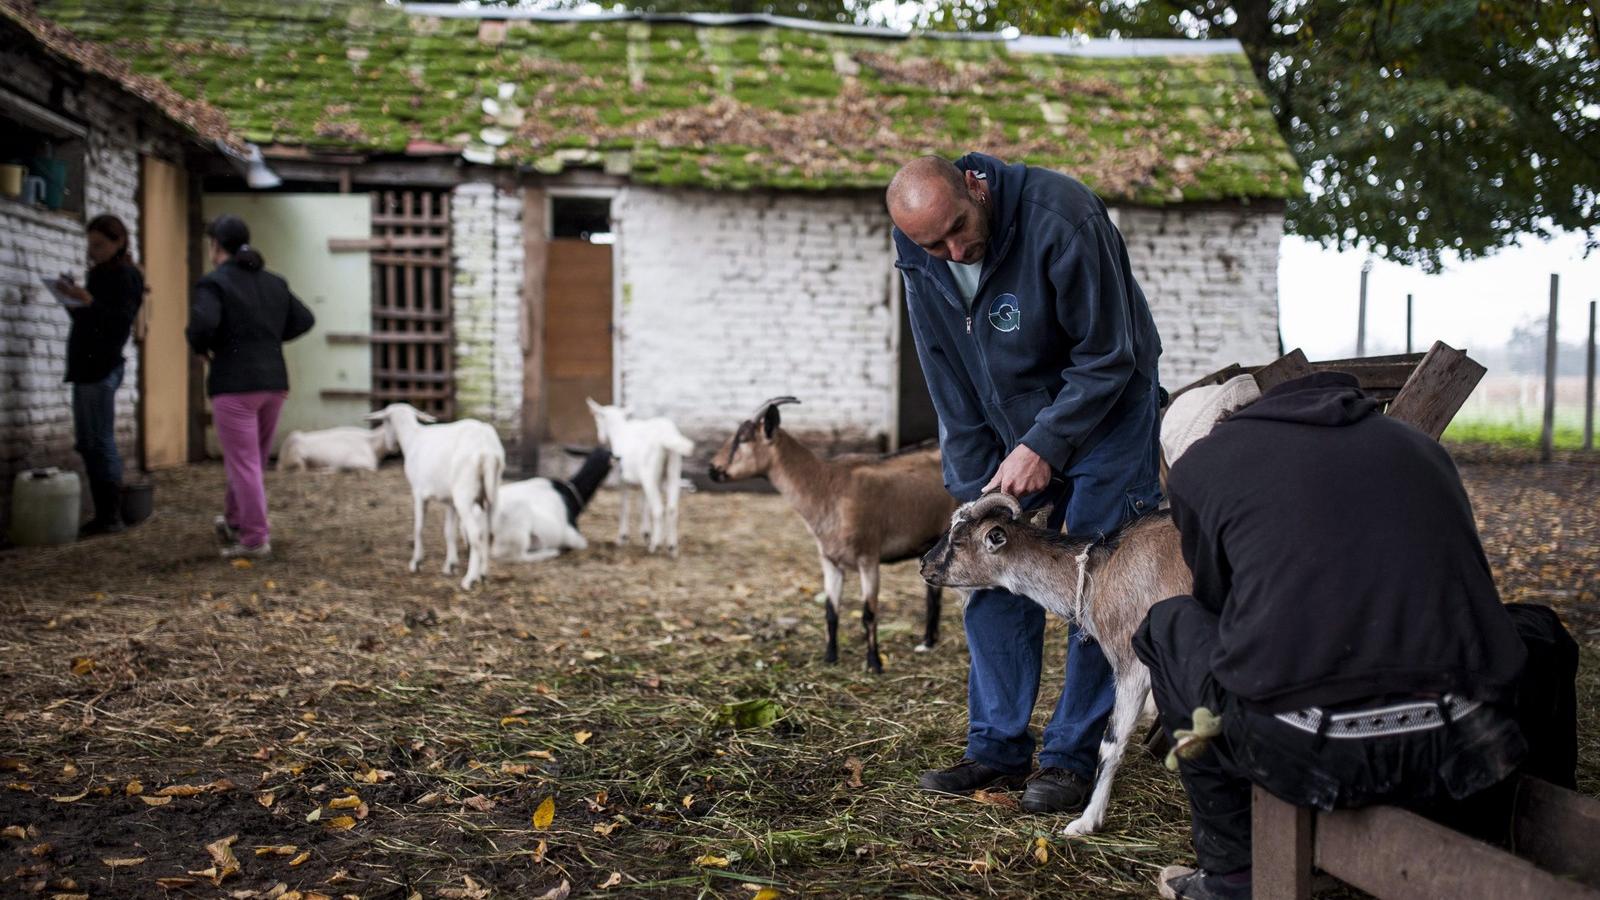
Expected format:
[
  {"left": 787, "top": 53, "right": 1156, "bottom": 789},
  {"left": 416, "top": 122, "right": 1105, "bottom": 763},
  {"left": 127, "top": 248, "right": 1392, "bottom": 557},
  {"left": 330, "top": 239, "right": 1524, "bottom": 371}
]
[{"left": 983, "top": 444, "right": 1052, "bottom": 497}]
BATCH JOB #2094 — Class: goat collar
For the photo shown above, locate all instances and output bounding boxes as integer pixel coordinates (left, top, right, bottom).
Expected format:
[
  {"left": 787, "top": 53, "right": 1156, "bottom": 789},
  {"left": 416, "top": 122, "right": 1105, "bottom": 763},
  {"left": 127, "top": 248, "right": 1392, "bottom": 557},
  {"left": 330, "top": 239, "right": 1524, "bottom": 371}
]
[{"left": 1071, "top": 533, "right": 1105, "bottom": 634}]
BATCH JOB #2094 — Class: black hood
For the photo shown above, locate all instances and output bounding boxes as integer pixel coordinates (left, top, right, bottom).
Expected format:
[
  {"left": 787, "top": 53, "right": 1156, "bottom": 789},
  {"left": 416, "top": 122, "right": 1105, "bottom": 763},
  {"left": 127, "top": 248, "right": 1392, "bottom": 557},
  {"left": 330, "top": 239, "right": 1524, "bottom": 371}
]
[
  {"left": 556, "top": 447, "right": 614, "bottom": 525},
  {"left": 1227, "top": 372, "right": 1379, "bottom": 428}
]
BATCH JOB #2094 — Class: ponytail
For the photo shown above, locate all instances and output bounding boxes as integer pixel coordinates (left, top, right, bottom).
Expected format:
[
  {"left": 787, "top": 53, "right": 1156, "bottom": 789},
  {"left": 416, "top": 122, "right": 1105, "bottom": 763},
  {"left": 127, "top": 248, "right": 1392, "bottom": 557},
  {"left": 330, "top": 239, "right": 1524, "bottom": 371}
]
[{"left": 205, "top": 214, "right": 265, "bottom": 271}]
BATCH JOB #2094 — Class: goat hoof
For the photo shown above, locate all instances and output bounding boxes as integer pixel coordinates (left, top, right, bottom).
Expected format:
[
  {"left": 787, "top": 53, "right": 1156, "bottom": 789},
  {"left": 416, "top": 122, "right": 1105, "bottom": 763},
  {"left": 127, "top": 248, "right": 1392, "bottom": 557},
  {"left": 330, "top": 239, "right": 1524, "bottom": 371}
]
[
  {"left": 914, "top": 643, "right": 933, "bottom": 653},
  {"left": 407, "top": 560, "right": 421, "bottom": 574},
  {"left": 1062, "top": 817, "right": 1098, "bottom": 838}
]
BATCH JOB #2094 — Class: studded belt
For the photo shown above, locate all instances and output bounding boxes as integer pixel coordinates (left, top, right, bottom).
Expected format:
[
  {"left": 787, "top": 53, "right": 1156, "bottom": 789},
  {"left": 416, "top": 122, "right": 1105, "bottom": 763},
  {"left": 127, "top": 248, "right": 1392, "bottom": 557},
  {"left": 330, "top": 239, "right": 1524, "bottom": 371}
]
[{"left": 1274, "top": 694, "right": 1481, "bottom": 739}]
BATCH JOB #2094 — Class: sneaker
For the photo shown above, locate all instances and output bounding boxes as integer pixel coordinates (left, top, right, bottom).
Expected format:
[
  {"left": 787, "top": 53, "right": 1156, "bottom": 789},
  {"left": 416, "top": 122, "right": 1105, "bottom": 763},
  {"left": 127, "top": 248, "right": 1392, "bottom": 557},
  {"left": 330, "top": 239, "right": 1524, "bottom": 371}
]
[
  {"left": 220, "top": 541, "right": 271, "bottom": 560},
  {"left": 916, "top": 759, "right": 1028, "bottom": 795},
  {"left": 1020, "top": 767, "right": 1091, "bottom": 814},
  {"left": 214, "top": 516, "right": 239, "bottom": 546},
  {"left": 1157, "top": 865, "right": 1252, "bottom": 900}
]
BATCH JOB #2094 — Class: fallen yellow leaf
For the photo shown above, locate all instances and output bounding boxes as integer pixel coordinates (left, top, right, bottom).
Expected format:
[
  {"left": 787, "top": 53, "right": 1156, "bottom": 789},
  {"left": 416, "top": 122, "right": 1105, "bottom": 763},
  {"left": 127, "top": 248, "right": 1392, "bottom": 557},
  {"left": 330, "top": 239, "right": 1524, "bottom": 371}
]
[
  {"left": 358, "top": 769, "right": 394, "bottom": 784},
  {"left": 139, "top": 795, "right": 171, "bottom": 807},
  {"left": 258, "top": 791, "right": 276, "bottom": 808},
  {"left": 532, "top": 839, "right": 547, "bottom": 863},
  {"left": 61, "top": 762, "right": 79, "bottom": 778},
  {"left": 499, "top": 716, "right": 528, "bottom": 727},
  {"left": 254, "top": 845, "right": 297, "bottom": 857},
  {"left": 328, "top": 795, "right": 362, "bottom": 810},
  {"left": 289, "top": 851, "right": 312, "bottom": 867},
  {"left": 156, "top": 784, "right": 204, "bottom": 797},
  {"left": 205, "top": 834, "right": 241, "bottom": 885},
  {"left": 155, "top": 878, "right": 195, "bottom": 889},
  {"left": 124, "top": 780, "right": 142, "bottom": 796},
  {"left": 599, "top": 872, "right": 622, "bottom": 888},
  {"left": 324, "top": 815, "right": 356, "bottom": 830},
  {"left": 500, "top": 763, "right": 532, "bottom": 776},
  {"left": 593, "top": 821, "right": 621, "bottom": 836},
  {"left": 1032, "top": 837, "right": 1049, "bottom": 864},
  {"left": 753, "top": 889, "right": 781, "bottom": 900},
  {"left": 2, "top": 825, "right": 26, "bottom": 840},
  {"left": 681, "top": 794, "right": 695, "bottom": 809},
  {"left": 694, "top": 854, "right": 730, "bottom": 868},
  {"left": 51, "top": 790, "right": 88, "bottom": 803},
  {"left": 70, "top": 657, "right": 94, "bottom": 676},
  {"left": 573, "top": 730, "right": 593, "bottom": 746},
  {"left": 522, "top": 749, "right": 555, "bottom": 761},
  {"left": 532, "top": 796, "right": 555, "bottom": 830},
  {"left": 102, "top": 856, "right": 146, "bottom": 867},
  {"left": 231, "top": 558, "right": 253, "bottom": 569}
]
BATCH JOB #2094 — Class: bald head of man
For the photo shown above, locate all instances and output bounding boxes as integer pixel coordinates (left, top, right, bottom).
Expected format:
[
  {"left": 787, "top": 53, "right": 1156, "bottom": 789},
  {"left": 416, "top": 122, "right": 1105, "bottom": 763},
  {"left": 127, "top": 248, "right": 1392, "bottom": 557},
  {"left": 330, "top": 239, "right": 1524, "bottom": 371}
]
[{"left": 886, "top": 156, "right": 993, "bottom": 264}]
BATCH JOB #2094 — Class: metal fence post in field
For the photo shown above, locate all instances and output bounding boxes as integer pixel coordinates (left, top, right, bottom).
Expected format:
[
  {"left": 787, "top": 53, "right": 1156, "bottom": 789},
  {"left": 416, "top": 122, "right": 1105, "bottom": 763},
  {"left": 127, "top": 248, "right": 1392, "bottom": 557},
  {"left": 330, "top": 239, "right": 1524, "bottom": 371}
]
[
  {"left": 1541, "top": 274, "right": 1559, "bottom": 463},
  {"left": 1586, "top": 299, "right": 1596, "bottom": 452},
  {"left": 1406, "top": 293, "right": 1414, "bottom": 355}
]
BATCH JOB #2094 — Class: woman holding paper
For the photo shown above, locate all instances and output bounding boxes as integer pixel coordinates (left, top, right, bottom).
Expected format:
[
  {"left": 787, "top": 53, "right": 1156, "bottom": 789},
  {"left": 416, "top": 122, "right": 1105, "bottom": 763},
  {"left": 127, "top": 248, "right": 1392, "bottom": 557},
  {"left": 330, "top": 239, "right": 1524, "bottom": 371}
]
[{"left": 59, "top": 214, "right": 144, "bottom": 536}]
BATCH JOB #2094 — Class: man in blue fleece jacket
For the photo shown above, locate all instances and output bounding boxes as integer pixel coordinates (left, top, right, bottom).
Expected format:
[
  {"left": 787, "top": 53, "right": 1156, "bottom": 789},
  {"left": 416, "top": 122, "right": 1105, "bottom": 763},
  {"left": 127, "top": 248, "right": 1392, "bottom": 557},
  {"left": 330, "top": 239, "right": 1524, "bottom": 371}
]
[{"left": 889, "top": 154, "right": 1163, "bottom": 813}]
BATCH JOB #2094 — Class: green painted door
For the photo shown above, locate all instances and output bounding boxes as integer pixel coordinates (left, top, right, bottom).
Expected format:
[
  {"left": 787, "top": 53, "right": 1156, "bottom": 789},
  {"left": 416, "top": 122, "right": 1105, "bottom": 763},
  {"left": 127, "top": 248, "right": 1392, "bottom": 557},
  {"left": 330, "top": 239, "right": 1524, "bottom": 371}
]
[{"left": 200, "top": 194, "right": 371, "bottom": 451}]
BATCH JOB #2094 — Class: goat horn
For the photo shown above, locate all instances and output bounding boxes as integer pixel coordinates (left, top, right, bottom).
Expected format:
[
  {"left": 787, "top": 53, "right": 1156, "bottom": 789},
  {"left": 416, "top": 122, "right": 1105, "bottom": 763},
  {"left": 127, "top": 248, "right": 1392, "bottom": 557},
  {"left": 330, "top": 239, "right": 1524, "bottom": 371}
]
[
  {"left": 965, "top": 492, "right": 1023, "bottom": 522},
  {"left": 749, "top": 395, "right": 801, "bottom": 421}
]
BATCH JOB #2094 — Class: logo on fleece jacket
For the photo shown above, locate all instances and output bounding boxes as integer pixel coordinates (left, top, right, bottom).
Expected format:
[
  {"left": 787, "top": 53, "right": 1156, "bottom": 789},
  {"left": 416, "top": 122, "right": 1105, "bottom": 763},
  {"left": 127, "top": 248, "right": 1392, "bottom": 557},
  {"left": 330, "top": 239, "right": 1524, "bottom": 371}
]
[{"left": 988, "top": 293, "right": 1021, "bottom": 333}]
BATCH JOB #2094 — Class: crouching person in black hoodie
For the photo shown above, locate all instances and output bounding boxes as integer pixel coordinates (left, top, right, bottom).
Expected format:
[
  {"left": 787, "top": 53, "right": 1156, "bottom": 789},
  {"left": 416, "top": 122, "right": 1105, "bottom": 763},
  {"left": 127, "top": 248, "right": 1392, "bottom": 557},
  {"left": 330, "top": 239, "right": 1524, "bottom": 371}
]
[{"left": 1136, "top": 372, "right": 1578, "bottom": 900}]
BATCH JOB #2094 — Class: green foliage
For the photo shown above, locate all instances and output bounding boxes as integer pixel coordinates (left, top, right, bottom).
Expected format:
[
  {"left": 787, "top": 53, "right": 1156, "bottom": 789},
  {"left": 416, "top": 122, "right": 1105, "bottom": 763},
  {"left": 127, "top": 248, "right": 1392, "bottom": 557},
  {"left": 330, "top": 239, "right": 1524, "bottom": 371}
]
[{"left": 908, "top": 0, "right": 1600, "bottom": 271}]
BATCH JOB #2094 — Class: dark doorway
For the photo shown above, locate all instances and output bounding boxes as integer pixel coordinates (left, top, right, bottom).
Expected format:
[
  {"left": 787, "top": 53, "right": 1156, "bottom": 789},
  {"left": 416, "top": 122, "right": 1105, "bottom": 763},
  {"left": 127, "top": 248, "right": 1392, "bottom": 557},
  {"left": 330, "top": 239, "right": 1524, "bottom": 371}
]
[{"left": 896, "top": 283, "right": 939, "bottom": 447}]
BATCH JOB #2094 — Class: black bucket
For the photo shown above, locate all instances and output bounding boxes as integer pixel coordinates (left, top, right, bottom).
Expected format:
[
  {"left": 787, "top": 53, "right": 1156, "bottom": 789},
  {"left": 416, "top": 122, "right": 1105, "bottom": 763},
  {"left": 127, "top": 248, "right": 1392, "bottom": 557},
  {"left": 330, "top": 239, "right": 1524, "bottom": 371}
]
[{"left": 120, "top": 482, "right": 154, "bottom": 526}]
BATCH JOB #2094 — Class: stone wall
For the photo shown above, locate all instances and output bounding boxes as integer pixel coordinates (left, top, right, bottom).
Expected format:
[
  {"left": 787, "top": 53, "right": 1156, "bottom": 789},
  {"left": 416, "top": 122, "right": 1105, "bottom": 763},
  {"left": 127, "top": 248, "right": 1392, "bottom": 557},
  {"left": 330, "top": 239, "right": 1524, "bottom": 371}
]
[
  {"left": 612, "top": 187, "right": 897, "bottom": 451},
  {"left": 1119, "top": 204, "right": 1285, "bottom": 386},
  {"left": 451, "top": 182, "right": 524, "bottom": 449}
]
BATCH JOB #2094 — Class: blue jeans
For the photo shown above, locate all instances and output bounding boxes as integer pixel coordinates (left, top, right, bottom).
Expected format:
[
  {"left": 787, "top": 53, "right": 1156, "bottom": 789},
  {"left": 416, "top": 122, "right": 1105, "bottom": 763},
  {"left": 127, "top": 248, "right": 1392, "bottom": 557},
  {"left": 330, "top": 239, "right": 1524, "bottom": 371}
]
[
  {"left": 72, "top": 363, "right": 124, "bottom": 486},
  {"left": 965, "top": 373, "right": 1163, "bottom": 778}
]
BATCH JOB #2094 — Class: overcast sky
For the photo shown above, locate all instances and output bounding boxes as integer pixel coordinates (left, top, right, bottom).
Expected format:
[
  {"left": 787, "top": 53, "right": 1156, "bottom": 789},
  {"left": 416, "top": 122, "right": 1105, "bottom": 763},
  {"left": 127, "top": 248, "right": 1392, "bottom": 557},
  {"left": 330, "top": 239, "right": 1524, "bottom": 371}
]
[{"left": 1279, "top": 231, "right": 1599, "bottom": 361}]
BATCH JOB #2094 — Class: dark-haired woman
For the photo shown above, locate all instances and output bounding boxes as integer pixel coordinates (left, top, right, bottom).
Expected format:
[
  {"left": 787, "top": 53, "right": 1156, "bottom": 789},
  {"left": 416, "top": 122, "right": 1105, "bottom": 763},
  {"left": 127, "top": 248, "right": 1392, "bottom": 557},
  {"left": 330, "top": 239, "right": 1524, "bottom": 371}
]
[
  {"left": 186, "top": 215, "right": 315, "bottom": 560},
  {"left": 60, "top": 215, "right": 144, "bottom": 536}
]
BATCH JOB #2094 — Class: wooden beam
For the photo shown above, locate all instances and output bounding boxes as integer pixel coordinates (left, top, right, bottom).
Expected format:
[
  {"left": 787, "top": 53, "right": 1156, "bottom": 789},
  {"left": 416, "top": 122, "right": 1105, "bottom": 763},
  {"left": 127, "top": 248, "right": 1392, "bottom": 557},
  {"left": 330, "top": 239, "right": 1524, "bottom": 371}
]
[
  {"left": 520, "top": 186, "right": 550, "bottom": 473},
  {"left": 1252, "top": 786, "right": 1314, "bottom": 900},
  {"left": 1385, "top": 341, "right": 1487, "bottom": 439},
  {"left": 1252, "top": 348, "right": 1312, "bottom": 393},
  {"left": 186, "top": 171, "right": 209, "bottom": 463},
  {"left": 324, "top": 332, "right": 370, "bottom": 345},
  {"left": 1314, "top": 804, "right": 1599, "bottom": 900},
  {"left": 329, "top": 235, "right": 449, "bottom": 252},
  {"left": 1512, "top": 776, "right": 1600, "bottom": 888}
]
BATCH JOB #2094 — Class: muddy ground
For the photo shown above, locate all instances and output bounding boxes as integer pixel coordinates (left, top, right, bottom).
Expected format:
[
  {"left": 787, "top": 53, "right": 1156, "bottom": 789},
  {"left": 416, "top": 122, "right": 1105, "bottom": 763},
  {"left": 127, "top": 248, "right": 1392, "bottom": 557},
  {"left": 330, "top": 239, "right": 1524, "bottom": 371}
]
[{"left": 0, "top": 444, "right": 1595, "bottom": 899}]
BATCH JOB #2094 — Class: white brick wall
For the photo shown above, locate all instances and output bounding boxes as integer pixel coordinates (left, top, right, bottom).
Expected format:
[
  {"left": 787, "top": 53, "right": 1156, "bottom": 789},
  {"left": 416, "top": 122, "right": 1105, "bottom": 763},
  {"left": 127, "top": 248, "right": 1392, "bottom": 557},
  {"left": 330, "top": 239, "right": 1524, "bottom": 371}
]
[
  {"left": 614, "top": 187, "right": 896, "bottom": 450},
  {"left": 451, "top": 182, "right": 523, "bottom": 444},
  {"left": 1118, "top": 205, "right": 1284, "bottom": 385},
  {"left": 1, "top": 49, "right": 155, "bottom": 529}
]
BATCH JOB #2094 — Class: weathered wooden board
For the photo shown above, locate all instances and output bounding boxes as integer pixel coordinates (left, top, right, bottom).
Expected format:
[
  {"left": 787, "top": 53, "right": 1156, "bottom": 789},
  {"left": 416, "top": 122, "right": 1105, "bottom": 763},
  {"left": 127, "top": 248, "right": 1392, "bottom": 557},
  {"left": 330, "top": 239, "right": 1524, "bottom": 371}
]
[
  {"left": 1512, "top": 777, "right": 1600, "bottom": 888},
  {"left": 1252, "top": 786, "right": 1314, "bottom": 900},
  {"left": 1386, "top": 341, "right": 1487, "bottom": 439}
]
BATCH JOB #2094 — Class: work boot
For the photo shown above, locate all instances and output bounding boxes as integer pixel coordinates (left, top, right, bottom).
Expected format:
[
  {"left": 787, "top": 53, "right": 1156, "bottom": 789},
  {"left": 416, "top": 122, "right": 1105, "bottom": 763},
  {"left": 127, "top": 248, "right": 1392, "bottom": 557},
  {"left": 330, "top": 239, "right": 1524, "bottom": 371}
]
[
  {"left": 1020, "top": 767, "right": 1091, "bottom": 814},
  {"left": 79, "top": 480, "right": 124, "bottom": 537},
  {"left": 1157, "top": 865, "right": 1252, "bottom": 900},
  {"left": 916, "top": 759, "right": 1027, "bottom": 795}
]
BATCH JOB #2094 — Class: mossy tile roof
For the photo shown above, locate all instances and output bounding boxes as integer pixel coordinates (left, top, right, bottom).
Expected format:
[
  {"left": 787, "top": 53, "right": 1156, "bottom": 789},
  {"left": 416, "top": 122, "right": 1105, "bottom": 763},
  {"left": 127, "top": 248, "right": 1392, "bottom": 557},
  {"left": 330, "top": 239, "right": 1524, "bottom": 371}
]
[{"left": 34, "top": 0, "right": 1300, "bottom": 203}]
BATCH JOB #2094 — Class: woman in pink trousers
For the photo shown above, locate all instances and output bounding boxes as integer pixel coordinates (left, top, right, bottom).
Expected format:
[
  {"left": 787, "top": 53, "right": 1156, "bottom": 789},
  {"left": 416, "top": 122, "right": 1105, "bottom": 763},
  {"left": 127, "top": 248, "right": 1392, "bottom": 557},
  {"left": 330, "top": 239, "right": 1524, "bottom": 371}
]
[{"left": 186, "top": 215, "right": 315, "bottom": 559}]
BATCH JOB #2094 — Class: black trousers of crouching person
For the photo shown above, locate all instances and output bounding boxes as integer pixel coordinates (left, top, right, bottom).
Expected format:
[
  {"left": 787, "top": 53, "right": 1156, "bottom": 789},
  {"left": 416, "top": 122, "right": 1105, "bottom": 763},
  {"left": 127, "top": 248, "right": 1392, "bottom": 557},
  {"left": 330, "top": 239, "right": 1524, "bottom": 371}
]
[{"left": 1131, "top": 596, "right": 1578, "bottom": 875}]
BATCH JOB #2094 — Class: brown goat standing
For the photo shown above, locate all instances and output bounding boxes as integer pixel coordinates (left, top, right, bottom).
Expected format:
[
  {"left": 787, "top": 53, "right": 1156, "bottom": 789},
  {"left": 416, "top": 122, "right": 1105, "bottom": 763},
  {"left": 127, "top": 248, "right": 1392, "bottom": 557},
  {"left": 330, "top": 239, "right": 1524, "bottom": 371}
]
[
  {"left": 921, "top": 492, "right": 1192, "bottom": 836},
  {"left": 709, "top": 397, "right": 956, "bottom": 673}
]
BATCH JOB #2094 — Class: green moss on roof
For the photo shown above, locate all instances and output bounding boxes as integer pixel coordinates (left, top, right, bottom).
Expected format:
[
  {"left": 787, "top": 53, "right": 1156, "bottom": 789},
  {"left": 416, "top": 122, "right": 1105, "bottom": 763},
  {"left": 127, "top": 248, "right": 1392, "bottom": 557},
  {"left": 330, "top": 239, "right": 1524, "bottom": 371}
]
[{"left": 36, "top": 0, "right": 1299, "bottom": 202}]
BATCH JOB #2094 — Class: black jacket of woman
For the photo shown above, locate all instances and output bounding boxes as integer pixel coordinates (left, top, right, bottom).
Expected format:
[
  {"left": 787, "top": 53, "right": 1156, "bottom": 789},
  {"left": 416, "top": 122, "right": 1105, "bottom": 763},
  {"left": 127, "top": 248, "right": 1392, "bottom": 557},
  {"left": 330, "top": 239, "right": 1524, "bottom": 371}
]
[
  {"left": 65, "top": 261, "right": 144, "bottom": 383},
  {"left": 186, "top": 260, "right": 316, "bottom": 396}
]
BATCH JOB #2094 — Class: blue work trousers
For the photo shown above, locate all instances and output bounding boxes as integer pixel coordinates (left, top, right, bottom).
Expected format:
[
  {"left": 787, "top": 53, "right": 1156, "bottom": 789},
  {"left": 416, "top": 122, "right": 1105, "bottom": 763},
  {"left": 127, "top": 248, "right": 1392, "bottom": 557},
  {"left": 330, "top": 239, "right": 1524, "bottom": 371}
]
[
  {"left": 72, "top": 363, "right": 125, "bottom": 486},
  {"left": 964, "top": 373, "right": 1163, "bottom": 778}
]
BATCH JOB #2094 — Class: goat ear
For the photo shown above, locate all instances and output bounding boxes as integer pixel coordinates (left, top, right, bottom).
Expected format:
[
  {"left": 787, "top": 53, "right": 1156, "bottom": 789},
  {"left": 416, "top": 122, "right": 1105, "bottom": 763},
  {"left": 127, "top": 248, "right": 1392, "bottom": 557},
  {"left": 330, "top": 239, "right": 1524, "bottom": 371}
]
[
  {"left": 762, "top": 403, "right": 782, "bottom": 439},
  {"left": 414, "top": 409, "right": 438, "bottom": 423},
  {"left": 983, "top": 525, "right": 1008, "bottom": 552},
  {"left": 585, "top": 397, "right": 603, "bottom": 415},
  {"left": 362, "top": 411, "right": 385, "bottom": 422}
]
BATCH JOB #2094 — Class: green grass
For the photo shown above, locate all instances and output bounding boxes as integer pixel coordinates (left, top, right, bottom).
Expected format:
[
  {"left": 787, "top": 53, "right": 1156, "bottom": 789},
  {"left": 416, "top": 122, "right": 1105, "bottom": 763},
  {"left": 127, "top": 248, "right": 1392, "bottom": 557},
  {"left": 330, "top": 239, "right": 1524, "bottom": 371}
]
[{"left": 1443, "top": 420, "right": 1594, "bottom": 451}]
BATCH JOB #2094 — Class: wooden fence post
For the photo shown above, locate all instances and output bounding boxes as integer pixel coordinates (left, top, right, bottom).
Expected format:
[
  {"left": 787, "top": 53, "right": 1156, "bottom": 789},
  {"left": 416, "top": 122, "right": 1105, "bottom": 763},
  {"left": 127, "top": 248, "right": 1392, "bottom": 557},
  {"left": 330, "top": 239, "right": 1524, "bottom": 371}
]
[
  {"left": 1541, "top": 274, "right": 1559, "bottom": 462},
  {"left": 1585, "top": 299, "right": 1595, "bottom": 452}
]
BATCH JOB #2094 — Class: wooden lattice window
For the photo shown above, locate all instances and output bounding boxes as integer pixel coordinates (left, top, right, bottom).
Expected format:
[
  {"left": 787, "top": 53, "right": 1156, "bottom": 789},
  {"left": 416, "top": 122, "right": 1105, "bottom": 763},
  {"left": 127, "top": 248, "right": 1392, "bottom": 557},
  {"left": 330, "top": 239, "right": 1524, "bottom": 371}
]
[{"left": 370, "top": 190, "right": 453, "bottom": 418}]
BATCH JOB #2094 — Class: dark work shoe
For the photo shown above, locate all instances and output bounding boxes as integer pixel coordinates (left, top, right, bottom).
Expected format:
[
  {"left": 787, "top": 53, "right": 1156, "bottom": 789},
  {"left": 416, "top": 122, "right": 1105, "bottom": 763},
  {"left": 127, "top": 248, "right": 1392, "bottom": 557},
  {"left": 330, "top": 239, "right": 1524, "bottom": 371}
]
[
  {"left": 1157, "top": 865, "right": 1251, "bottom": 900},
  {"left": 916, "top": 759, "right": 1027, "bottom": 795},
  {"left": 1020, "top": 767, "right": 1091, "bottom": 814}
]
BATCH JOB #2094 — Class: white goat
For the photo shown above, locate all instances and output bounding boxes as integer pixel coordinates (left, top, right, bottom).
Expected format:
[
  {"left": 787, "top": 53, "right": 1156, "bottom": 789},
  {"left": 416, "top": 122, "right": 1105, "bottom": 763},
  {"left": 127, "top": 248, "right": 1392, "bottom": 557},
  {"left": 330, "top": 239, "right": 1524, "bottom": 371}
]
[
  {"left": 277, "top": 426, "right": 392, "bottom": 472},
  {"left": 586, "top": 398, "right": 694, "bottom": 557},
  {"left": 491, "top": 447, "right": 613, "bottom": 563},
  {"left": 365, "top": 403, "right": 504, "bottom": 590}
]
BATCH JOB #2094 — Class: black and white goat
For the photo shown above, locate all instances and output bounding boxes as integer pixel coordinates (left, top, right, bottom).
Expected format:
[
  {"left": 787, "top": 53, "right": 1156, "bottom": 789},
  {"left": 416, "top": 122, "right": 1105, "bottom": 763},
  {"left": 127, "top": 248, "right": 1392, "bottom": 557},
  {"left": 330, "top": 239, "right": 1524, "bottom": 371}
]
[
  {"left": 921, "top": 492, "right": 1191, "bottom": 836},
  {"left": 491, "top": 447, "right": 613, "bottom": 562},
  {"left": 709, "top": 396, "right": 956, "bottom": 673}
]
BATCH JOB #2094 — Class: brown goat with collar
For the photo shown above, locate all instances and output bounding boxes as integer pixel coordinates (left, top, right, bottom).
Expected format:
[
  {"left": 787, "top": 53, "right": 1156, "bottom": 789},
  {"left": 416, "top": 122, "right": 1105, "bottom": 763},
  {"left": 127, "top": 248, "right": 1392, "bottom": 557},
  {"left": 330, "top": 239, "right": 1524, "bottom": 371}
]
[
  {"left": 708, "top": 397, "right": 956, "bottom": 673},
  {"left": 921, "top": 492, "right": 1191, "bottom": 836}
]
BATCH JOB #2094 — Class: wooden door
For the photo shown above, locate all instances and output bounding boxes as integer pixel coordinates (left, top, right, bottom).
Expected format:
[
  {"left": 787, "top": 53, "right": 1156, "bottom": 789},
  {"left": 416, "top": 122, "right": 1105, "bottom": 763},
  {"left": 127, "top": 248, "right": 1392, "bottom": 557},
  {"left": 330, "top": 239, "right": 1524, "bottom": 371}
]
[
  {"left": 543, "top": 239, "right": 612, "bottom": 444},
  {"left": 200, "top": 194, "right": 371, "bottom": 451},
  {"left": 138, "top": 156, "right": 189, "bottom": 468}
]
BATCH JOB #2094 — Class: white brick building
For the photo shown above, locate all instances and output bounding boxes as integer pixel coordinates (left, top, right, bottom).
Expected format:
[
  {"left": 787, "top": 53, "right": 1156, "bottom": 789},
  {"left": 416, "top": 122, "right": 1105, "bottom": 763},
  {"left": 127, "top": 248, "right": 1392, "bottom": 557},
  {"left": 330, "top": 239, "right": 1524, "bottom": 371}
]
[{"left": 22, "top": 3, "right": 1302, "bottom": 487}]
